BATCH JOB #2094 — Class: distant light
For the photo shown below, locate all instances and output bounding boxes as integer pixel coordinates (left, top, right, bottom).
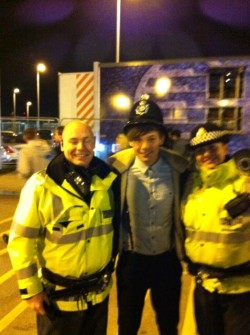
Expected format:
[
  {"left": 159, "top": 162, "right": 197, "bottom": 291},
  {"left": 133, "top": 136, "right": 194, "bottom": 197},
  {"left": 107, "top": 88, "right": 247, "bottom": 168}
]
[
  {"left": 37, "top": 63, "right": 47, "bottom": 73},
  {"left": 154, "top": 77, "right": 171, "bottom": 96},
  {"left": 13, "top": 88, "right": 20, "bottom": 94},
  {"left": 111, "top": 94, "right": 131, "bottom": 111},
  {"left": 218, "top": 99, "right": 230, "bottom": 107},
  {"left": 174, "top": 108, "right": 186, "bottom": 120},
  {"left": 95, "top": 142, "right": 105, "bottom": 152}
]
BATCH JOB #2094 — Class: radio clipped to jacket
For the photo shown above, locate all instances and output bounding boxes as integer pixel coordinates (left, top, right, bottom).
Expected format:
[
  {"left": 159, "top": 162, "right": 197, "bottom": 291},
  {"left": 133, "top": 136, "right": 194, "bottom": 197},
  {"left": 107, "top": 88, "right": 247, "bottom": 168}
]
[{"left": 224, "top": 192, "right": 250, "bottom": 219}]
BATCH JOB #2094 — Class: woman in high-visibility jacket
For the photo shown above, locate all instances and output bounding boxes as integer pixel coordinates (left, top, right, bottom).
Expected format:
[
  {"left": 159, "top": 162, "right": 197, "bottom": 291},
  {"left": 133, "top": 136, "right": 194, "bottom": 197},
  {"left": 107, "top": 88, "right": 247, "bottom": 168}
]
[
  {"left": 8, "top": 121, "right": 118, "bottom": 335},
  {"left": 182, "top": 123, "right": 250, "bottom": 335}
]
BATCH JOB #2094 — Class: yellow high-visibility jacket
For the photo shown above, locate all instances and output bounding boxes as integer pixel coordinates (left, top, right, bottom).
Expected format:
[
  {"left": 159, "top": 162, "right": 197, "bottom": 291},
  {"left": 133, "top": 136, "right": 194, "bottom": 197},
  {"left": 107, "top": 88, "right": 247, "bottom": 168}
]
[
  {"left": 8, "top": 161, "right": 117, "bottom": 311},
  {"left": 182, "top": 158, "right": 250, "bottom": 294}
]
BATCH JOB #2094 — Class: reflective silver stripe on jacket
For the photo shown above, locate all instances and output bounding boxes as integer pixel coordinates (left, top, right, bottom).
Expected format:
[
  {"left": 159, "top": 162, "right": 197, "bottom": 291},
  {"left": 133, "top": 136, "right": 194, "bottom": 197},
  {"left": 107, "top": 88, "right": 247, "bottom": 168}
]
[
  {"left": 186, "top": 229, "right": 250, "bottom": 244},
  {"left": 12, "top": 221, "right": 40, "bottom": 238},
  {"left": 16, "top": 263, "right": 38, "bottom": 280},
  {"left": 46, "top": 223, "right": 113, "bottom": 244}
]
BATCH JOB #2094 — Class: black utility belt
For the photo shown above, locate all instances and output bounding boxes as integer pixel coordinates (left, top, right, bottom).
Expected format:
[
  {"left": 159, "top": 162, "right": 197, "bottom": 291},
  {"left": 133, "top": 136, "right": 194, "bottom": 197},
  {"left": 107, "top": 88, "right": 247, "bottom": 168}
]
[
  {"left": 42, "top": 262, "right": 113, "bottom": 300},
  {"left": 195, "top": 261, "right": 250, "bottom": 281}
]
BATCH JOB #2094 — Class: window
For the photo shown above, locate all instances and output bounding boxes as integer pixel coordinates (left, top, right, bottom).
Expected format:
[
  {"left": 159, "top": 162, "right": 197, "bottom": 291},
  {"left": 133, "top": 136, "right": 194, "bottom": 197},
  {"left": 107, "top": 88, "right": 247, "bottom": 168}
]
[
  {"left": 208, "top": 67, "right": 245, "bottom": 99},
  {"left": 207, "top": 107, "right": 242, "bottom": 131},
  {"left": 207, "top": 67, "right": 244, "bottom": 131}
]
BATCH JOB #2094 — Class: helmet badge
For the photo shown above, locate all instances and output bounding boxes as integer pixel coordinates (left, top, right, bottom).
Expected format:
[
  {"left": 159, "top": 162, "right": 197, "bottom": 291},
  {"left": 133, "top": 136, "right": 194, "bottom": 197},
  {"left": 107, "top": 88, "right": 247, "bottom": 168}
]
[{"left": 135, "top": 94, "right": 150, "bottom": 116}]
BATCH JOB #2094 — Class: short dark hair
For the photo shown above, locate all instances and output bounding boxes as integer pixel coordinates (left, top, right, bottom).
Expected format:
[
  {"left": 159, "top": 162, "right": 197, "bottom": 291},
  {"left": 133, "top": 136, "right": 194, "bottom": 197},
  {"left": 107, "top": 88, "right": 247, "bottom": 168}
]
[
  {"left": 55, "top": 125, "right": 64, "bottom": 136},
  {"left": 126, "top": 124, "right": 165, "bottom": 141},
  {"left": 23, "top": 128, "right": 37, "bottom": 141},
  {"left": 171, "top": 129, "right": 181, "bottom": 138}
]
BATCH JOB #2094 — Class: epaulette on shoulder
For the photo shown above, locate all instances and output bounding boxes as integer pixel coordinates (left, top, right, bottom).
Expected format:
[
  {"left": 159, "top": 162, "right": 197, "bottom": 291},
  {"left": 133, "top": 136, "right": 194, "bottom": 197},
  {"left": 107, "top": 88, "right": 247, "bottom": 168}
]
[{"left": 32, "top": 169, "right": 47, "bottom": 186}]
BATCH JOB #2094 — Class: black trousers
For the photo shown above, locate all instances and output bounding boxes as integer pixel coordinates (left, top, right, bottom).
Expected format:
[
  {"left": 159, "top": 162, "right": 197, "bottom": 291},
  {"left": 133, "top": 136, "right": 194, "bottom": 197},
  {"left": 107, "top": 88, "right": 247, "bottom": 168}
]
[
  {"left": 37, "top": 297, "right": 109, "bottom": 335},
  {"left": 116, "top": 250, "right": 182, "bottom": 335},
  {"left": 194, "top": 284, "right": 250, "bottom": 335}
]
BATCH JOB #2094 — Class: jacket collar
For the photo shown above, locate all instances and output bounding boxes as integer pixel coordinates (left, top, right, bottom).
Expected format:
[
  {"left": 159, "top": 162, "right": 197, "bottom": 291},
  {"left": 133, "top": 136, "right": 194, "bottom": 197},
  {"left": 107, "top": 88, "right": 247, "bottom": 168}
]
[
  {"left": 47, "top": 153, "right": 114, "bottom": 186},
  {"left": 108, "top": 147, "right": 188, "bottom": 174},
  {"left": 199, "top": 158, "right": 240, "bottom": 187}
]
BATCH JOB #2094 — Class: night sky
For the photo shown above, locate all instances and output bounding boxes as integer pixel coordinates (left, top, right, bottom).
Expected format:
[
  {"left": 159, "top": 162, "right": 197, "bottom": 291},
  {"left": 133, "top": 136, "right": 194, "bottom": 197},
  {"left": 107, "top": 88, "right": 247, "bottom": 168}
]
[{"left": 1, "top": 0, "right": 250, "bottom": 118}]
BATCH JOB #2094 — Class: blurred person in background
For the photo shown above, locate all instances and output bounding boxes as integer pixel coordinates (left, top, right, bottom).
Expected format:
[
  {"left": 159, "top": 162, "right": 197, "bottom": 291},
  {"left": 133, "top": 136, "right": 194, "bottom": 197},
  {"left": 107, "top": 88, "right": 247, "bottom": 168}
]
[
  {"left": 2, "top": 128, "right": 53, "bottom": 245},
  {"left": 17, "top": 127, "right": 53, "bottom": 179},
  {"left": 52, "top": 125, "right": 64, "bottom": 156},
  {"left": 108, "top": 133, "right": 130, "bottom": 157},
  {"left": 182, "top": 123, "right": 250, "bottom": 335},
  {"left": 114, "top": 133, "right": 130, "bottom": 152},
  {"left": 165, "top": 129, "right": 190, "bottom": 159}
]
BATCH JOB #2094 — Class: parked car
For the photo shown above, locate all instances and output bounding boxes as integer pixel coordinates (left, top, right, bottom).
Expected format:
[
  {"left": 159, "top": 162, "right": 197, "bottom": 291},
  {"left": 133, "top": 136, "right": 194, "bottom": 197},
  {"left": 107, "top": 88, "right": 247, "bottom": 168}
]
[
  {"left": 0, "top": 145, "right": 19, "bottom": 164},
  {"left": 1, "top": 130, "right": 18, "bottom": 144},
  {"left": 37, "top": 129, "right": 53, "bottom": 140}
]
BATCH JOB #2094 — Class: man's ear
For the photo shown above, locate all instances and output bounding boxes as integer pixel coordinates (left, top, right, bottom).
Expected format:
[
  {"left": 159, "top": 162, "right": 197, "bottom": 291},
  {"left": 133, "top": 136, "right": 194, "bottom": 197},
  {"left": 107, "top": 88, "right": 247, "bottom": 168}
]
[{"left": 160, "top": 134, "right": 165, "bottom": 146}]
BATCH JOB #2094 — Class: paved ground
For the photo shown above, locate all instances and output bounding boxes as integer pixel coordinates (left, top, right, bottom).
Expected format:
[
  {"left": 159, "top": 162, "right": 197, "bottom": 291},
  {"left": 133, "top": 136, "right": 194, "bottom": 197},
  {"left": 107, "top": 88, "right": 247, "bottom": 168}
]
[{"left": 0, "top": 169, "right": 26, "bottom": 196}]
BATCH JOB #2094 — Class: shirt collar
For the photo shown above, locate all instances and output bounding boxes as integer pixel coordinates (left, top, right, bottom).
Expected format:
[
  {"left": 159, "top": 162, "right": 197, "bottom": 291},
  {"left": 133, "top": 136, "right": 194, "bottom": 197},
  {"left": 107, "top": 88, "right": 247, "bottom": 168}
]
[{"left": 133, "top": 156, "right": 163, "bottom": 174}]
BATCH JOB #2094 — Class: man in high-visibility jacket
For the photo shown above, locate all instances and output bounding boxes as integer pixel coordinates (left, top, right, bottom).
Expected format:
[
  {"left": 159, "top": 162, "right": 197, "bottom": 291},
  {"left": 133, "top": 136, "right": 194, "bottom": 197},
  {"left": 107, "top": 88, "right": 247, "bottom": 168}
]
[
  {"left": 8, "top": 120, "right": 118, "bottom": 335},
  {"left": 182, "top": 122, "right": 250, "bottom": 335}
]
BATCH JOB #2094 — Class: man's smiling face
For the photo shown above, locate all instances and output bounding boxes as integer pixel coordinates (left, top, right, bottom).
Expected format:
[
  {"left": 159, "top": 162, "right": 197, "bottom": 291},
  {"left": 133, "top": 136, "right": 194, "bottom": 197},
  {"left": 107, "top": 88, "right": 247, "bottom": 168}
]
[
  {"left": 129, "top": 130, "right": 164, "bottom": 166},
  {"left": 61, "top": 121, "right": 95, "bottom": 168}
]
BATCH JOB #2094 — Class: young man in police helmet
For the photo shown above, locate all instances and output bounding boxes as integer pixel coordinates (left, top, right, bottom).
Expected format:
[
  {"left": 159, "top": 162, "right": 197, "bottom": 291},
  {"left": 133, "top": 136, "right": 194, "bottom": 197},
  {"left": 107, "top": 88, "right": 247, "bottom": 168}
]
[
  {"left": 8, "top": 120, "right": 119, "bottom": 335},
  {"left": 108, "top": 94, "right": 189, "bottom": 335},
  {"left": 182, "top": 122, "right": 250, "bottom": 335}
]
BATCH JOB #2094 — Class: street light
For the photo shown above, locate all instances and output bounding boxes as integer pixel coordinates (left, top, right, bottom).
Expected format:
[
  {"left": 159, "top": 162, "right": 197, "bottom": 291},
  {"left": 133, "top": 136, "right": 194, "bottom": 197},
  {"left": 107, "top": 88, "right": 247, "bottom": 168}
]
[
  {"left": 26, "top": 101, "right": 32, "bottom": 118},
  {"left": 13, "top": 88, "right": 20, "bottom": 117},
  {"left": 36, "top": 63, "right": 46, "bottom": 120},
  {"left": 116, "top": 0, "right": 121, "bottom": 63}
]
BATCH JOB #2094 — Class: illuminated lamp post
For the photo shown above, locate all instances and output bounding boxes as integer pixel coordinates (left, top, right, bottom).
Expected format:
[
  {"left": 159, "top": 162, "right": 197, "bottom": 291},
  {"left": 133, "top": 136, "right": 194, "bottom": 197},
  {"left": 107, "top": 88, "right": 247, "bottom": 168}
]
[
  {"left": 26, "top": 101, "right": 32, "bottom": 118},
  {"left": 116, "top": 0, "right": 121, "bottom": 63},
  {"left": 36, "top": 63, "right": 46, "bottom": 121},
  {"left": 13, "top": 88, "right": 20, "bottom": 117}
]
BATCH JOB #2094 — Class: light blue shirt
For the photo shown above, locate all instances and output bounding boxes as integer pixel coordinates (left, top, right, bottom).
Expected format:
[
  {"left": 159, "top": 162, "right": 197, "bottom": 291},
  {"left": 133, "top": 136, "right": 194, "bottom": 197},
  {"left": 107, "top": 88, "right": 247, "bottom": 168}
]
[{"left": 125, "top": 156, "right": 174, "bottom": 255}]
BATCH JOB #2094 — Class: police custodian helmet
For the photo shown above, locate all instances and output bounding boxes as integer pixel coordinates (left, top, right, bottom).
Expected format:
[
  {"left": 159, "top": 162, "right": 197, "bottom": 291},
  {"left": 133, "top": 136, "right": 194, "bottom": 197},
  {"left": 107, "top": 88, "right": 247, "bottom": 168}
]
[{"left": 123, "top": 94, "right": 166, "bottom": 135}]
